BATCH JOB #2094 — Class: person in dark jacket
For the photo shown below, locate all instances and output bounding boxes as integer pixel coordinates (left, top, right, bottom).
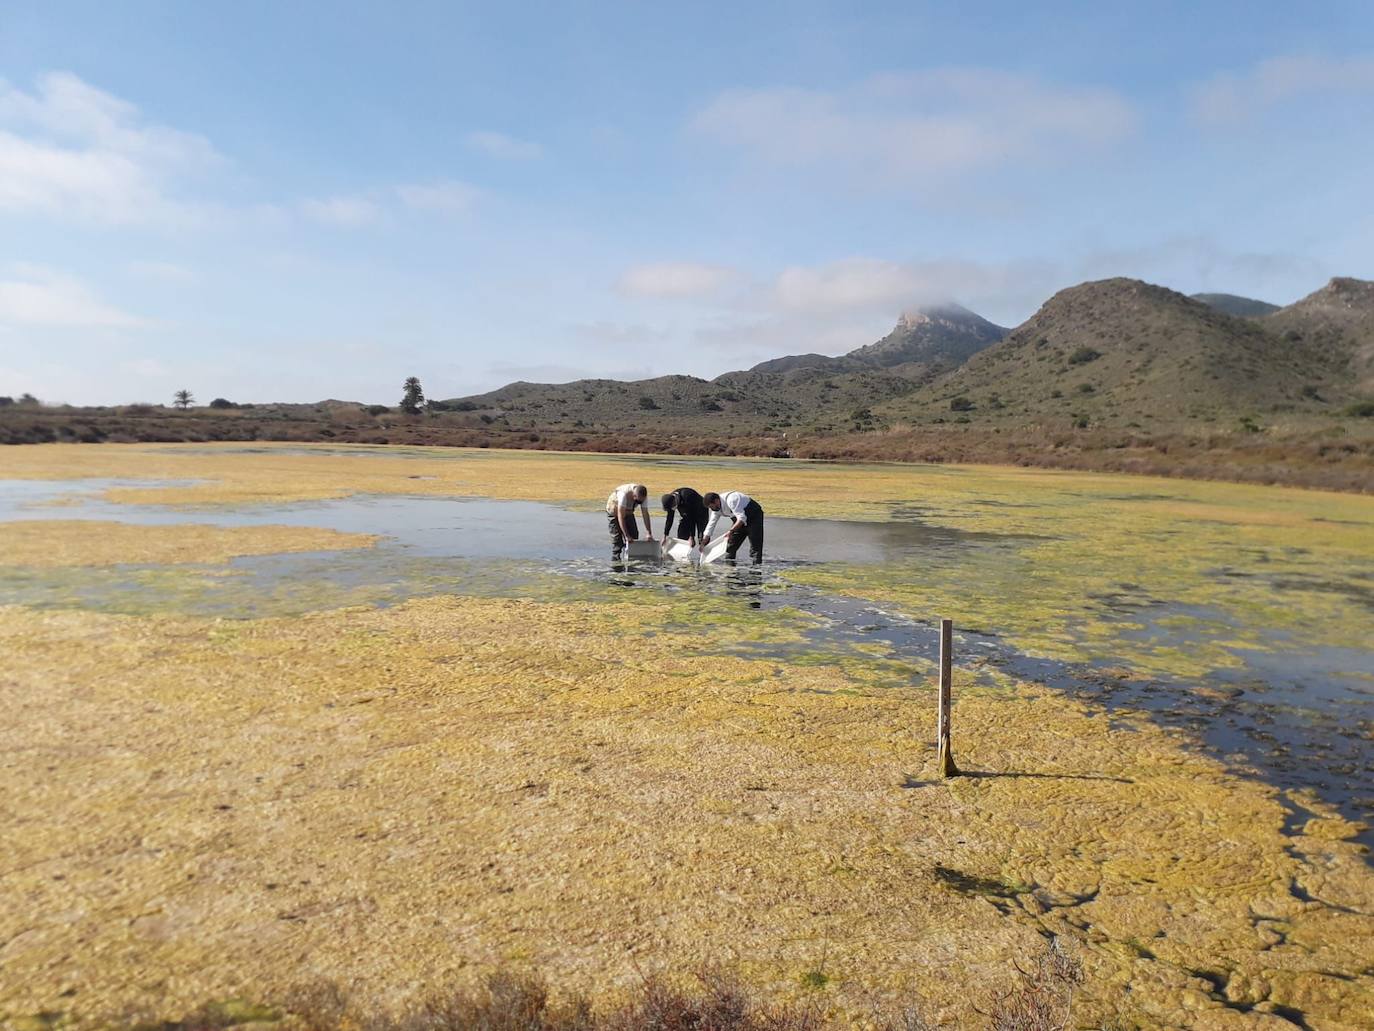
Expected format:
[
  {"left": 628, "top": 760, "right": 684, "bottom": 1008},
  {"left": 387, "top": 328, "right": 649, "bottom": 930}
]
[
  {"left": 702, "top": 490, "right": 764, "bottom": 565},
  {"left": 661, "top": 487, "right": 710, "bottom": 547}
]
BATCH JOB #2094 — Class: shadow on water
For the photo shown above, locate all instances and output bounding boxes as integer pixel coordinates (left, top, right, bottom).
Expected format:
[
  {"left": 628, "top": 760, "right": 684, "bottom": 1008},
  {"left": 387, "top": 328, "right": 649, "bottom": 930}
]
[{"left": 3, "top": 481, "right": 1372, "bottom": 852}]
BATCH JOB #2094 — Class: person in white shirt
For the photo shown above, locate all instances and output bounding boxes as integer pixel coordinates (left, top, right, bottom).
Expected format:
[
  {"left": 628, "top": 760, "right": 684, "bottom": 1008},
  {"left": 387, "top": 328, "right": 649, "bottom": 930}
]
[
  {"left": 605, "top": 482, "right": 654, "bottom": 560},
  {"left": 701, "top": 490, "right": 764, "bottom": 565}
]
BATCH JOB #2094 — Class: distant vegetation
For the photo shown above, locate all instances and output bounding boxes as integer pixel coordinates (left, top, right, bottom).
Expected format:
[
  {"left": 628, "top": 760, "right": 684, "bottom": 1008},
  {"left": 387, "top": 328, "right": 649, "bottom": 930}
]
[{"left": 5, "top": 276, "right": 1373, "bottom": 491}]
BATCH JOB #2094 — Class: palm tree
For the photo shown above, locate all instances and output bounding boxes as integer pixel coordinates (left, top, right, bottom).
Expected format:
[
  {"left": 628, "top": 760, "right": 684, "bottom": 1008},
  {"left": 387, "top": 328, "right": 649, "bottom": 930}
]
[
  {"left": 173, "top": 389, "right": 194, "bottom": 409},
  {"left": 400, "top": 376, "right": 425, "bottom": 414}
]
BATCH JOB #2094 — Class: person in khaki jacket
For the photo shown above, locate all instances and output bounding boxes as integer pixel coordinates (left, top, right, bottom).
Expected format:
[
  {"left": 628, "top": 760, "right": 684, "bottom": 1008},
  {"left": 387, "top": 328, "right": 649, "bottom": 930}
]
[{"left": 606, "top": 482, "right": 654, "bottom": 560}]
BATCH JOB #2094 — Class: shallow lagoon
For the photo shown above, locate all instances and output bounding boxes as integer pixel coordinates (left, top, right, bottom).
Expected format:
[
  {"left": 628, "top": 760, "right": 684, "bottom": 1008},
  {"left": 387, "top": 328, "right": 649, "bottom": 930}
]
[
  {"left": 3, "top": 443, "right": 1374, "bottom": 1026},
  {"left": 3, "top": 447, "right": 1371, "bottom": 835}
]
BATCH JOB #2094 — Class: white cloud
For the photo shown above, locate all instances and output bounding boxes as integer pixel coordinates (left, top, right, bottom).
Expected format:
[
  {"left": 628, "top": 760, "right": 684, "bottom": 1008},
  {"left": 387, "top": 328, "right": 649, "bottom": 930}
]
[
  {"left": 463, "top": 130, "right": 542, "bottom": 159},
  {"left": 1191, "top": 53, "right": 1374, "bottom": 123},
  {"left": 0, "top": 265, "right": 152, "bottom": 328},
  {"left": 693, "top": 313, "right": 892, "bottom": 364},
  {"left": 691, "top": 69, "right": 1134, "bottom": 187},
  {"left": 396, "top": 179, "right": 480, "bottom": 215},
  {"left": 0, "top": 71, "right": 218, "bottom": 224},
  {"left": 300, "top": 194, "right": 383, "bottom": 227},
  {"left": 769, "top": 256, "right": 1058, "bottom": 318},
  {"left": 618, "top": 262, "right": 736, "bottom": 298}
]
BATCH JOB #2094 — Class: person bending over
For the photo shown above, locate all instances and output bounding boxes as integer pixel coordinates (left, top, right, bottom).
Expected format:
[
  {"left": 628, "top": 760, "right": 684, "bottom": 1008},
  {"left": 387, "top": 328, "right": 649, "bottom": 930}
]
[
  {"left": 606, "top": 482, "right": 653, "bottom": 560},
  {"left": 702, "top": 490, "right": 764, "bottom": 565},
  {"left": 661, "top": 487, "right": 710, "bottom": 547}
]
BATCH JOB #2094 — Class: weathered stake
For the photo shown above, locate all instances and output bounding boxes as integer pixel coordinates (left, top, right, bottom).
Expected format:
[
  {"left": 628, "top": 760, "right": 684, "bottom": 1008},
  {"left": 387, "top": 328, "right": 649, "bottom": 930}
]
[{"left": 937, "top": 617, "right": 960, "bottom": 778}]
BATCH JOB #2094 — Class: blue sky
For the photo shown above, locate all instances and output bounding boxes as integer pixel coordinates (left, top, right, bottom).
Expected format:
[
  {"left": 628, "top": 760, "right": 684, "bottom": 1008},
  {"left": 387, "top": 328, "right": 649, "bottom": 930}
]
[{"left": 2, "top": 1, "right": 1372, "bottom": 404}]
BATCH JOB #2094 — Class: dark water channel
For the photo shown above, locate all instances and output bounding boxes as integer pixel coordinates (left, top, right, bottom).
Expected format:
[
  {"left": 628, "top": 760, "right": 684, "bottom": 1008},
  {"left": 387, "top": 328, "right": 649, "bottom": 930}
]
[{"left": 3, "top": 482, "right": 1372, "bottom": 850}]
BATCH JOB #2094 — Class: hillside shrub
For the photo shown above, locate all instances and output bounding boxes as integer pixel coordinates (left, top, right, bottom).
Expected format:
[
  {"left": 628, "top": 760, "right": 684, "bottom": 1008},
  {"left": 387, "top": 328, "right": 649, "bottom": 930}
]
[
  {"left": 1068, "top": 347, "right": 1102, "bottom": 365},
  {"left": 1344, "top": 401, "right": 1374, "bottom": 417},
  {"left": 638, "top": 396, "right": 660, "bottom": 410},
  {"left": 209, "top": 398, "right": 236, "bottom": 409},
  {"left": 1076, "top": 383, "right": 1095, "bottom": 395},
  {"left": 949, "top": 396, "right": 974, "bottom": 411},
  {"left": 700, "top": 399, "right": 723, "bottom": 412}
]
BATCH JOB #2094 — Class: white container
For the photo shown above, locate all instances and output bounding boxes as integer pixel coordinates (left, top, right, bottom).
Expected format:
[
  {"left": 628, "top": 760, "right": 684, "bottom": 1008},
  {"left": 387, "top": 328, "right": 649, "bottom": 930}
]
[
  {"left": 664, "top": 538, "right": 698, "bottom": 564},
  {"left": 626, "top": 539, "right": 662, "bottom": 561},
  {"left": 699, "top": 536, "right": 732, "bottom": 565}
]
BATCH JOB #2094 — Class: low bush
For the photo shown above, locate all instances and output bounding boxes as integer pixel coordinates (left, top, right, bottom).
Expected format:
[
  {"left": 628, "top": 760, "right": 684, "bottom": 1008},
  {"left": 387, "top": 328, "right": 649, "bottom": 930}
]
[{"left": 109, "top": 941, "right": 1090, "bottom": 1031}]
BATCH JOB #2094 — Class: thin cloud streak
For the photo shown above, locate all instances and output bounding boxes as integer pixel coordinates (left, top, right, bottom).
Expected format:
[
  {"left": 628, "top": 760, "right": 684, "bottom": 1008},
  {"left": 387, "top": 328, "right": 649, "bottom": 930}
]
[
  {"left": 617, "top": 262, "right": 736, "bottom": 298},
  {"left": 396, "top": 180, "right": 481, "bottom": 216},
  {"left": 691, "top": 68, "right": 1135, "bottom": 190},
  {"left": 1191, "top": 52, "right": 1374, "bottom": 123},
  {"left": 0, "top": 265, "right": 153, "bottom": 328},
  {"left": 463, "top": 131, "right": 543, "bottom": 159}
]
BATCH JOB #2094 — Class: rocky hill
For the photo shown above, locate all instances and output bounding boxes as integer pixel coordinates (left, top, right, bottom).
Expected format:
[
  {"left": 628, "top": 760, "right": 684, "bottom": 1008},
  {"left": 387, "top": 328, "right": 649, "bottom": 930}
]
[
  {"left": 847, "top": 303, "right": 1008, "bottom": 366},
  {"left": 747, "top": 302, "right": 1006, "bottom": 375},
  {"left": 1266, "top": 277, "right": 1374, "bottom": 393},
  {"left": 447, "top": 302, "right": 1008, "bottom": 436},
  {"left": 748, "top": 352, "right": 855, "bottom": 375},
  {"left": 1191, "top": 293, "right": 1280, "bottom": 317},
  {"left": 876, "top": 278, "right": 1354, "bottom": 430}
]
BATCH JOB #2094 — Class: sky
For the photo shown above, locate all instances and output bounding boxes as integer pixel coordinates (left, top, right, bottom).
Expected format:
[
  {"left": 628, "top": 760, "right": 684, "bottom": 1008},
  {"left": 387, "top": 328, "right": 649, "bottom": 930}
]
[{"left": 2, "top": 1, "right": 1372, "bottom": 405}]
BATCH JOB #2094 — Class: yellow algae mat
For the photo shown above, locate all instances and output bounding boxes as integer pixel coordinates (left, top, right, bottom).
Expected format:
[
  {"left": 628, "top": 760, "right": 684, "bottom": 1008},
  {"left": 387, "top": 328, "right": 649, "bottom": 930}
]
[
  {"left": 3, "top": 442, "right": 1374, "bottom": 1028},
  {"left": 0, "top": 520, "right": 377, "bottom": 568},
  {"left": 2, "top": 595, "right": 1372, "bottom": 1028}
]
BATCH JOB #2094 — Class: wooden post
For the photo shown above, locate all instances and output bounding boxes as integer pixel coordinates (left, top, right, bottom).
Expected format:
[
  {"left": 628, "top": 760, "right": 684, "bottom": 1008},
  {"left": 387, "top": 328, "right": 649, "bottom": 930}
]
[{"left": 937, "top": 618, "right": 960, "bottom": 778}]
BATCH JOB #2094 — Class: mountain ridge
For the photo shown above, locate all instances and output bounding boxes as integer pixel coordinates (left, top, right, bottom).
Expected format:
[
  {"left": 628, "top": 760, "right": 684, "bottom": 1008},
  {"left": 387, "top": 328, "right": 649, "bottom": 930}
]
[{"left": 440, "top": 275, "right": 1373, "bottom": 437}]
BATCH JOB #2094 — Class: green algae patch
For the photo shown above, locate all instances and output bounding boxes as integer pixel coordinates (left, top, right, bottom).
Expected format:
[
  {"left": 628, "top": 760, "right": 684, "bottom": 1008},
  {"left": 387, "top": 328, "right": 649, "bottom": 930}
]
[
  {"left": 1, "top": 596, "right": 1372, "bottom": 1029},
  {"left": 0, "top": 520, "right": 377, "bottom": 568}
]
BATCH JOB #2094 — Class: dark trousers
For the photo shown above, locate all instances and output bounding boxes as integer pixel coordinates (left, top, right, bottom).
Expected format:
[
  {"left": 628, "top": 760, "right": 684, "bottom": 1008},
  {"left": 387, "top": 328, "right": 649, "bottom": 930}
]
[
  {"left": 673, "top": 515, "right": 707, "bottom": 542},
  {"left": 608, "top": 512, "right": 639, "bottom": 558},
  {"left": 725, "top": 500, "right": 764, "bottom": 564}
]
